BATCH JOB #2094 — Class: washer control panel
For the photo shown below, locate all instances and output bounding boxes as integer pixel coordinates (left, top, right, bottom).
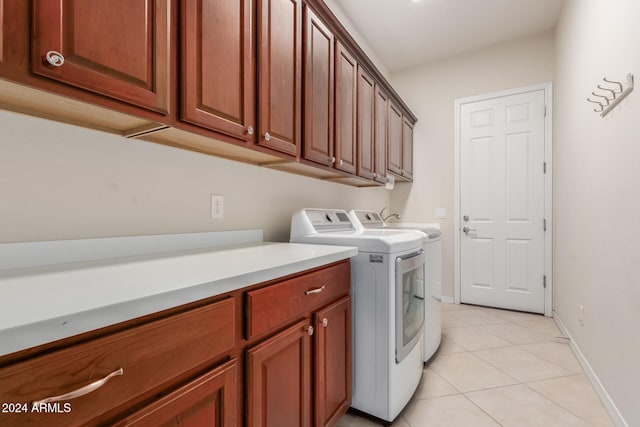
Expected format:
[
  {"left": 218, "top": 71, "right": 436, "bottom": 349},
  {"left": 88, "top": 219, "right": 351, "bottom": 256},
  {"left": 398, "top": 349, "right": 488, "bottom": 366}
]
[{"left": 352, "top": 210, "right": 385, "bottom": 228}]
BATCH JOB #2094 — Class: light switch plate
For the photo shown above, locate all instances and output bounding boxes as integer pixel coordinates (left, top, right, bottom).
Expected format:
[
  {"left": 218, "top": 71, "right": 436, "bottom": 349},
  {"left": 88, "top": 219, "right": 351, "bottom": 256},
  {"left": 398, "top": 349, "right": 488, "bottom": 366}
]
[{"left": 435, "top": 208, "right": 446, "bottom": 219}]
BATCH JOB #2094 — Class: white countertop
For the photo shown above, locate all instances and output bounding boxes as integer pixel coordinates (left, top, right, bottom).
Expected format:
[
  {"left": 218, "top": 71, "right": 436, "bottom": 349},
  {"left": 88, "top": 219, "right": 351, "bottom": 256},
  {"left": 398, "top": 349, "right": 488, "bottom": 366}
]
[{"left": 0, "top": 240, "right": 357, "bottom": 358}]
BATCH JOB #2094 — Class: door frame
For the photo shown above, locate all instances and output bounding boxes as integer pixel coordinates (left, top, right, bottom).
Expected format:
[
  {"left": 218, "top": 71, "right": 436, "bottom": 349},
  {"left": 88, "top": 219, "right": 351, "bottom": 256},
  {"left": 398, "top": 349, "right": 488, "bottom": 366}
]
[{"left": 453, "top": 82, "right": 553, "bottom": 316}]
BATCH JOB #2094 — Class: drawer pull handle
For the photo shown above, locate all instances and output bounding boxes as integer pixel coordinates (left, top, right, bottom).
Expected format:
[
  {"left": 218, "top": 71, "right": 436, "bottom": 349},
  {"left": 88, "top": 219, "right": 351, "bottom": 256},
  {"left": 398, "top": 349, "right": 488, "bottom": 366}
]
[
  {"left": 32, "top": 367, "right": 124, "bottom": 405},
  {"left": 305, "top": 285, "right": 326, "bottom": 295}
]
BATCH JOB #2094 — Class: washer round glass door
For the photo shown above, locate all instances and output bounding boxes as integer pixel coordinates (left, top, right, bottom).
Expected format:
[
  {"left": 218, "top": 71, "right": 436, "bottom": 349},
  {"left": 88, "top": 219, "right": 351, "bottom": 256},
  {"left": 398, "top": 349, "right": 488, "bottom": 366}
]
[{"left": 395, "top": 250, "right": 426, "bottom": 362}]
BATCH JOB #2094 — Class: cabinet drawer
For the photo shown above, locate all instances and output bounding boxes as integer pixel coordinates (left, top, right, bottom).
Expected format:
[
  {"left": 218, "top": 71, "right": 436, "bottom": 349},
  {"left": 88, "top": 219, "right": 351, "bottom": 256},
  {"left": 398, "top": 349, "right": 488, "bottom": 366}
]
[
  {"left": 246, "top": 261, "right": 350, "bottom": 339},
  {"left": 0, "top": 297, "right": 235, "bottom": 427}
]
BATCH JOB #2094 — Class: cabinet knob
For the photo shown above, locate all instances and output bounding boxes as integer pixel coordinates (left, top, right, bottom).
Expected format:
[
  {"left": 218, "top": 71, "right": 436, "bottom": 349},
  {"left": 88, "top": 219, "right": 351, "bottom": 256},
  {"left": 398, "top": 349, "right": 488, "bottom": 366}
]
[
  {"left": 330, "top": 156, "right": 336, "bottom": 164},
  {"left": 322, "top": 318, "right": 329, "bottom": 328},
  {"left": 307, "top": 325, "right": 315, "bottom": 336},
  {"left": 45, "top": 51, "right": 65, "bottom": 67},
  {"left": 264, "top": 132, "right": 271, "bottom": 141},
  {"left": 338, "top": 159, "right": 343, "bottom": 166},
  {"left": 247, "top": 126, "right": 254, "bottom": 135}
]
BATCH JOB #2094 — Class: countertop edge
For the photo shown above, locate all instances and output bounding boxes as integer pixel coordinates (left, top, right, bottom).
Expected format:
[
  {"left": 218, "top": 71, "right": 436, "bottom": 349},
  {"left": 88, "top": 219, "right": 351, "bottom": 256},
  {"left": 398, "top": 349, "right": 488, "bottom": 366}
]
[{"left": 0, "top": 244, "right": 357, "bottom": 359}]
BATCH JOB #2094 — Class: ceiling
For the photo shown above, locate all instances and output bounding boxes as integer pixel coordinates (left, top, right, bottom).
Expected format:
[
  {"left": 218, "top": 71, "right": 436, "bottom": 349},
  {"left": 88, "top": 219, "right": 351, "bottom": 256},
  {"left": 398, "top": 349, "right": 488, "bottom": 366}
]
[{"left": 330, "top": 0, "right": 565, "bottom": 73}]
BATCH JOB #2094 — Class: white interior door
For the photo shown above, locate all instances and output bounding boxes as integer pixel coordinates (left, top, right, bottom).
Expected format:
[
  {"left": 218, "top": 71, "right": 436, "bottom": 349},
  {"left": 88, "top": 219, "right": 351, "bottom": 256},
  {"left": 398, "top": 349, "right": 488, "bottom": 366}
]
[{"left": 459, "top": 89, "right": 546, "bottom": 313}]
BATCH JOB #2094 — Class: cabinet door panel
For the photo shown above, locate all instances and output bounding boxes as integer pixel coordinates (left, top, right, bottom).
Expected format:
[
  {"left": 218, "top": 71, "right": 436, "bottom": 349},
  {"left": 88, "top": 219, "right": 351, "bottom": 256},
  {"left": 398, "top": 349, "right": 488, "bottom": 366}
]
[
  {"left": 247, "top": 319, "right": 312, "bottom": 427},
  {"left": 32, "top": 0, "right": 170, "bottom": 113},
  {"left": 112, "top": 359, "right": 238, "bottom": 427},
  {"left": 303, "top": 6, "right": 334, "bottom": 166},
  {"left": 181, "top": 0, "right": 254, "bottom": 140},
  {"left": 374, "top": 85, "right": 389, "bottom": 184},
  {"left": 315, "top": 296, "right": 351, "bottom": 427},
  {"left": 357, "top": 66, "right": 374, "bottom": 179},
  {"left": 402, "top": 117, "right": 414, "bottom": 180},
  {"left": 334, "top": 42, "right": 357, "bottom": 174},
  {"left": 387, "top": 101, "right": 403, "bottom": 175},
  {"left": 258, "top": 0, "right": 302, "bottom": 156}
]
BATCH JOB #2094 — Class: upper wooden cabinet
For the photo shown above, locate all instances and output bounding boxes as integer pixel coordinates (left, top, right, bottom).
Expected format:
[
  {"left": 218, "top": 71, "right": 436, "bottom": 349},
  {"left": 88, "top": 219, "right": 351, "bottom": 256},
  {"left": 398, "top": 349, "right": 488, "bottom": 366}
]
[
  {"left": 258, "top": 0, "right": 303, "bottom": 157},
  {"left": 388, "top": 101, "right": 404, "bottom": 176},
  {"left": 180, "top": 0, "right": 255, "bottom": 142},
  {"left": 374, "top": 85, "right": 389, "bottom": 184},
  {"left": 333, "top": 41, "right": 358, "bottom": 174},
  {"left": 0, "top": 0, "right": 416, "bottom": 186},
  {"left": 31, "top": 0, "right": 171, "bottom": 114},
  {"left": 303, "top": 6, "right": 335, "bottom": 167},
  {"left": 402, "top": 116, "right": 414, "bottom": 180},
  {"left": 387, "top": 100, "right": 414, "bottom": 181},
  {"left": 357, "top": 66, "right": 375, "bottom": 180}
]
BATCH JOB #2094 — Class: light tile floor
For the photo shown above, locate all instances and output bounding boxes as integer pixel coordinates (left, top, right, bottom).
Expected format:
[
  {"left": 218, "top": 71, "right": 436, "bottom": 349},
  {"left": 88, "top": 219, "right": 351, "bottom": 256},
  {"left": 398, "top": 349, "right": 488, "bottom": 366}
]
[{"left": 337, "top": 302, "right": 614, "bottom": 427}]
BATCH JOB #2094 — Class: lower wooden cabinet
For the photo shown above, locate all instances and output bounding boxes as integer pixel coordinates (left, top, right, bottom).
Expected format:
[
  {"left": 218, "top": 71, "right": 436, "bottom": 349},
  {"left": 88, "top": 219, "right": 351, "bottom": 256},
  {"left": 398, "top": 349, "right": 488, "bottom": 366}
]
[
  {"left": 314, "top": 296, "right": 351, "bottom": 427},
  {"left": 0, "top": 261, "right": 351, "bottom": 427},
  {"left": 247, "top": 319, "right": 313, "bottom": 427},
  {"left": 112, "top": 359, "right": 238, "bottom": 427}
]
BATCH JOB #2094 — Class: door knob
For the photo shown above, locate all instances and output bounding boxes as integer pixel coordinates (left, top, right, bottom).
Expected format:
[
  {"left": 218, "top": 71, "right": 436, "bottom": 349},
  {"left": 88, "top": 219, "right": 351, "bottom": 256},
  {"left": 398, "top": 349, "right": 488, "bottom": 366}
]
[
  {"left": 462, "top": 226, "right": 477, "bottom": 234},
  {"left": 463, "top": 215, "right": 470, "bottom": 222}
]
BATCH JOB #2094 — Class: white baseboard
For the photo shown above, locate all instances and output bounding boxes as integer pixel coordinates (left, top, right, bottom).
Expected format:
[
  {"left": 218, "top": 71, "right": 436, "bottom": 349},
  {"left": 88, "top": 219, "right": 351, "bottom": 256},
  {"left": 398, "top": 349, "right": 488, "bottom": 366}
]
[
  {"left": 440, "top": 296, "right": 455, "bottom": 304},
  {"left": 553, "top": 315, "right": 628, "bottom": 427}
]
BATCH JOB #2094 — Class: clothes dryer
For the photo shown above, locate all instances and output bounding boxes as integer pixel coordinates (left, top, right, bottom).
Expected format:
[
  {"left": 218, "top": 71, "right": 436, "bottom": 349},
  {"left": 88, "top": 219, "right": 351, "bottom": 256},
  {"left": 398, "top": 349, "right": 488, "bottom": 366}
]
[{"left": 349, "top": 210, "right": 442, "bottom": 362}]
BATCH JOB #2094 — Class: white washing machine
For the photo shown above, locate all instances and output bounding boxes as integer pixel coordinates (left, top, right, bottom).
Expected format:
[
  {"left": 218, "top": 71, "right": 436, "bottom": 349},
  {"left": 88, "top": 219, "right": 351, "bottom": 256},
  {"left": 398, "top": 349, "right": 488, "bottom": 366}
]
[
  {"left": 290, "top": 209, "right": 425, "bottom": 423},
  {"left": 349, "top": 210, "right": 443, "bottom": 362}
]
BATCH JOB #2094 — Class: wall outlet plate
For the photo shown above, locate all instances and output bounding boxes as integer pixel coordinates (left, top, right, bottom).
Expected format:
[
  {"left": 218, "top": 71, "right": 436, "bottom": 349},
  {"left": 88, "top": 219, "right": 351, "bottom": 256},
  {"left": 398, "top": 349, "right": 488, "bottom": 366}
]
[{"left": 211, "top": 194, "right": 224, "bottom": 219}]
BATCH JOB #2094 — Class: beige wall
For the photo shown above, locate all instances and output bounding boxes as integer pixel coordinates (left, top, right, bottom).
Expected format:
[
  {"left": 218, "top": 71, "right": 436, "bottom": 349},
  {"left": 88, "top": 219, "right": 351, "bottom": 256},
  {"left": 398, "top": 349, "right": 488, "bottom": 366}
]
[
  {"left": 389, "top": 32, "right": 556, "bottom": 300},
  {"left": 554, "top": 0, "right": 640, "bottom": 425},
  {"left": 0, "top": 110, "right": 390, "bottom": 243}
]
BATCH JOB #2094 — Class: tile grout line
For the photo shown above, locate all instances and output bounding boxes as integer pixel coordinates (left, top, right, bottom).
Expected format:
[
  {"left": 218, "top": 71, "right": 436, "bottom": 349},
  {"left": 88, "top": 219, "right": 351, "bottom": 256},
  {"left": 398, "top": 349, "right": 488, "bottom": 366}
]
[{"left": 522, "top": 381, "right": 597, "bottom": 426}]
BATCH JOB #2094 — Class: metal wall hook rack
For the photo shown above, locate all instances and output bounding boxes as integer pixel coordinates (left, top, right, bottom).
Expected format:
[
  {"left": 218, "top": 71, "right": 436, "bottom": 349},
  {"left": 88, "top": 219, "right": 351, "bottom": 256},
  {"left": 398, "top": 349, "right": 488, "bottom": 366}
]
[{"left": 587, "top": 73, "right": 634, "bottom": 117}]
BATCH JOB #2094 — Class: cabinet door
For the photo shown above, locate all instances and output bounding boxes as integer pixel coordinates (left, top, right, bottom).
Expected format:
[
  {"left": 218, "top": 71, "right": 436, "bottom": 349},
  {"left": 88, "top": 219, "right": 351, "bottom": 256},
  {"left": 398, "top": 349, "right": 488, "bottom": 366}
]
[
  {"left": 258, "top": 0, "right": 302, "bottom": 156},
  {"left": 314, "top": 297, "right": 352, "bottom": 427},
  {"left": 112, "top": 360, "right": 238, "bottom": 427},
  {"left": 402, "top": 116, "right": 414, "bottom": 180},
  {"left": 357, "top": 66, "right": 375, "bottom": 180},
  {"left": 374, "top": 85, "right": 389, "bottom": 184},
  {"left": 387, "top": 101, "right": 403, "bottom": 176},
  {"left": 181, "top": 0, "right": 255, "bottom": 141},
  {"left": 247, "top": 319, "right": 312, "bottom": 427},
  {"left": 334, "top": 41, "right": 357, "bottom": 174},
  {"left": 303, "top": 6, "right": 334, "bottom": 166},
  {"left": 32, "top": 0, "right": 170, "bottom": 113}
]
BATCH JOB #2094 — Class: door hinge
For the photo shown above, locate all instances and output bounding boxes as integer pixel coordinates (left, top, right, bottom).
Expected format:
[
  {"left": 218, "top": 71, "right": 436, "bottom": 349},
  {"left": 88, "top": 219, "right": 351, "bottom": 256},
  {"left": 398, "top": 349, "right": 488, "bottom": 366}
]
[
  {"left": 543, "top": 275, "right": 547, "bottom": 288},
  {"left": 543, "top": 162, "right": 547, "bottom": 174},
  {"left": 544, "top": 105, "right": 547, "bottom": 117},
  {"left": 543, "top": 219, "right": 547, "bottom": 231}
]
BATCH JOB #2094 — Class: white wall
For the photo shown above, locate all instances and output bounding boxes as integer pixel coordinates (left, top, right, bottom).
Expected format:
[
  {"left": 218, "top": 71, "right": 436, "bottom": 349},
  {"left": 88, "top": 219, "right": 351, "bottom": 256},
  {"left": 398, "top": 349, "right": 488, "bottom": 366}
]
[
  {"left": 554, "top": 0, "right": 640, "bottom": 425},
  {"left": 323, "top": 0, "right": 392, "bottom": 80},
  {"left": 389, "top": 32, "right": 556, "bottom": 299},
  {"left": 0, "top": 110, "right": 390, "bottom": 243}
]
